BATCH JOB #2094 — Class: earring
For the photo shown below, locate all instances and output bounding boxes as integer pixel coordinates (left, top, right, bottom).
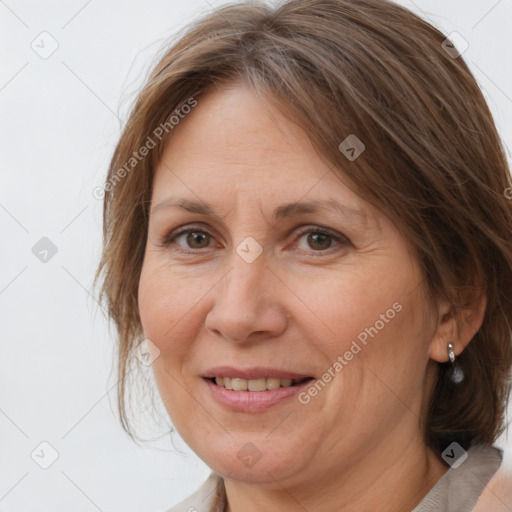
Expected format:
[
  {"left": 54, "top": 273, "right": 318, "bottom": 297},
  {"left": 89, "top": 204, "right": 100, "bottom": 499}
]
[
  {"left": 448, "top": 342, "right": 455, "bottom": 364},
  {"left": 447, "top": 342, "right": 464, "bottom": 383}
]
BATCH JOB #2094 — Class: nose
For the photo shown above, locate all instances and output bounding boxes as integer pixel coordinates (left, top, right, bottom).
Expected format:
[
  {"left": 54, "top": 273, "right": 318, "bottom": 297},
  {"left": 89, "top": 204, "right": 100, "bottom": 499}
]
[{"left": 204, "top": 252, "right": 289, "bottom": 344}]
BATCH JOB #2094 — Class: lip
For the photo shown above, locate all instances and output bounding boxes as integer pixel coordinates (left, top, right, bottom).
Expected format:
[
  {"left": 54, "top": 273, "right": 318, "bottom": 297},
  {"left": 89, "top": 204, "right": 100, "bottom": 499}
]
[
  {"left": 202, "top": 366, "right": 312, "bottom": 381},
  {"left": 202, "top": 367, "right": 314, "bottom": 412}
]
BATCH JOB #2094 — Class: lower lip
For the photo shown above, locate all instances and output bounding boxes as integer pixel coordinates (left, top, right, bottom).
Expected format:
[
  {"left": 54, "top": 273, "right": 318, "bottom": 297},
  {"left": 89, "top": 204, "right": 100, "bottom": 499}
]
[{"left": 203, "top": 378, "right": 313, "bottom": 412}]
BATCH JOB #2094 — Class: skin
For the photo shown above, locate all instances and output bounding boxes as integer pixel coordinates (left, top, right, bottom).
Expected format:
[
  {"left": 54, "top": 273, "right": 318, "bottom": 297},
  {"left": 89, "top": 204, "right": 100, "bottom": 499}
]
[{"left": 138, "top": 81, "right": 486, "bottom": 511}]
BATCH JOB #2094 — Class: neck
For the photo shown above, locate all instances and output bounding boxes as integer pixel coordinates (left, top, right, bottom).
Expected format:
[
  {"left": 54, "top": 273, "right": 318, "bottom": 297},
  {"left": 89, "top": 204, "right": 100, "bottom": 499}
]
[{"left": 224, "top": 436, "right": 448, "bottom": 512}]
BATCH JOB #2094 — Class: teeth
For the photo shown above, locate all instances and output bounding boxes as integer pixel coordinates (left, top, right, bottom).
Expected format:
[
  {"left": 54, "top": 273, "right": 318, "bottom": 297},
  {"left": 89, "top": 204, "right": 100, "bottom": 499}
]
[
  {"left": 266, "top": 377, "right": 281, "bottom": 390},
  {"left": 232, "top": 378, "right": 248, "bottom": 391},
  {"left": 213, "top": 376, "right": 299, "bottom": 391},
  {"left": 248, "top": 378, "right": 267, "bottom": 391}
]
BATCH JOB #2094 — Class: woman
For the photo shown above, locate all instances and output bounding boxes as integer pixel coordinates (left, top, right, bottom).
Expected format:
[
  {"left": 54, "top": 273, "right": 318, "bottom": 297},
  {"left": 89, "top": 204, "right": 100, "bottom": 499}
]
[{"left": 94, "top": 0, "right": 512, "bottom": 510}]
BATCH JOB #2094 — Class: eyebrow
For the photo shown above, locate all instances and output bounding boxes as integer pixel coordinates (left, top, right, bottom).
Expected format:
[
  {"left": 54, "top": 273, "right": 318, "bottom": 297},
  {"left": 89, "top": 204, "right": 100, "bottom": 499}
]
[{"left": 151, "top": 197, "right": 371, "bottom": 226}]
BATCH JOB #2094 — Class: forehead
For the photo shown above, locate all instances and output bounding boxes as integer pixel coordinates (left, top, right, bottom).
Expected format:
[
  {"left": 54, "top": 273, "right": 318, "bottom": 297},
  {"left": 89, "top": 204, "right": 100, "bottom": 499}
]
[
  {"left": 157, "top": 83, "right": 324, "bottom": 173},
  {"left": 151, "top": 83, "right": 381, "bottom": 231}
]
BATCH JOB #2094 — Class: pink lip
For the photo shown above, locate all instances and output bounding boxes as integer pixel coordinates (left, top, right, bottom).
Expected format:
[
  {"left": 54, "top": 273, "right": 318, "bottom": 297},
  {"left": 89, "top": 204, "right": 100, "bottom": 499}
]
[
  {"left": 203, "top": 377, "right": 314, "bottom": 412},
  {"left": 202, "top": 366, "right": 311, "bottom": 381}
]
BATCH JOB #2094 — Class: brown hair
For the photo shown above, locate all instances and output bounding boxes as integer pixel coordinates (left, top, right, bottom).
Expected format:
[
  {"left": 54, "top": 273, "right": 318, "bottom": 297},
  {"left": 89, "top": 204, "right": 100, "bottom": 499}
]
[{"left": 94, "top": 0, "right": 512, "bottom": 453}]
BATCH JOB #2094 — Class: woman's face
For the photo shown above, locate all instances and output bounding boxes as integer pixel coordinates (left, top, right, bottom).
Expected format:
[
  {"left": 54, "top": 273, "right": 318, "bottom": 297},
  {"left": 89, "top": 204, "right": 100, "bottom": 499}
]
[{"left": 138, "top": 82, "right": 439, "bottom": 487}]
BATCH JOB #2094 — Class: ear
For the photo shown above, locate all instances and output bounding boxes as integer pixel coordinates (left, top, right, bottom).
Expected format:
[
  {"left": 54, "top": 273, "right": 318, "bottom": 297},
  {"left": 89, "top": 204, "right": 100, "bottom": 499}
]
[{"left": 429, "top": 289, "right": 487, "bottom": 363}]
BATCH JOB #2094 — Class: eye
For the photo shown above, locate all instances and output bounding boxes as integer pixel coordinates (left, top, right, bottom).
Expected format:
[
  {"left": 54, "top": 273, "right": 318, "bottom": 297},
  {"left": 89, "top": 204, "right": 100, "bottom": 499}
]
[
  {"left": 293, "top": 226, "right": 349, "bottom": 254},
  {"left": 162, "top": 226, "right": 215, "bottom": 251},
  {"left": 159, "top": 224, "right": 349, "bottom": 255}
]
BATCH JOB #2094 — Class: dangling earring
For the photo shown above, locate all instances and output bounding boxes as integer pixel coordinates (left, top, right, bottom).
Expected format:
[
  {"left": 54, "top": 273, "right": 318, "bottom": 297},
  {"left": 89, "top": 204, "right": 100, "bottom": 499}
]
[{"left": 447, "top": 342, "right": 464, "bottom": 383}]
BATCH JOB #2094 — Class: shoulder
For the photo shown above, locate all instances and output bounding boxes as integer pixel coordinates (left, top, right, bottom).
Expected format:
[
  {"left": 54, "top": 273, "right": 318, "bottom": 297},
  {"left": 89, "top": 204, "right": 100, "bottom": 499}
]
[
  {"left": 161, "top": 473, "right": 220, "bottom": 512},
  {"left": 473, "top": 454, "right": 512, "bottom": 511}
]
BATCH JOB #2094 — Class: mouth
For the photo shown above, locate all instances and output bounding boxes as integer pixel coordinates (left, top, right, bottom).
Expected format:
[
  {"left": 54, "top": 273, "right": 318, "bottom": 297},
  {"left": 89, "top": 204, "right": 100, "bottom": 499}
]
[
  {"left": 201, "top": 367, "right": 315, "bottom": 411},
  {"left": 208, "top": 376, "right": 313, "bottom": 391}
]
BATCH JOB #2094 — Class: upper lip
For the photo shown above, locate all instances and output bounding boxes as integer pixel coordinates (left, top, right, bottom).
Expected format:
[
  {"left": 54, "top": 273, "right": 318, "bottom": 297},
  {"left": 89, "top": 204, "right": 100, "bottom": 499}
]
[{"left": 202, "top": 366, "right": 313, "bottom": 381}]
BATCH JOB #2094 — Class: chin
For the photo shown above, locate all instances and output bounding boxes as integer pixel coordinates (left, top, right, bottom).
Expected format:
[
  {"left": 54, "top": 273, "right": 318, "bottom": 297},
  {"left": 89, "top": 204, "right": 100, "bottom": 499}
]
[{"left": 189, "top": 432, "right": 311, "bottom": 484}]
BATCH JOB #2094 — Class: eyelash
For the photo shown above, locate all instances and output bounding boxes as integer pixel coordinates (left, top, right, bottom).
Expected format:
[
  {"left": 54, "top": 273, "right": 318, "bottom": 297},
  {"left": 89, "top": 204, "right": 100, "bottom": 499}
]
[{"left": 159, "top": 224, "right": 350, "bottom": 256}]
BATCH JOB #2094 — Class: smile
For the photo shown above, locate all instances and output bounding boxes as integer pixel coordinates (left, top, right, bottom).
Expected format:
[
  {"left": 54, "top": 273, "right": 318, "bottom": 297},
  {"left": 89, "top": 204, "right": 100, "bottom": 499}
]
[
  {"left": 212, "top": 376, "right": 309, "bottom": 391},
  {"left": 202, "top": 369, "right": 315, "bottom": 411}
]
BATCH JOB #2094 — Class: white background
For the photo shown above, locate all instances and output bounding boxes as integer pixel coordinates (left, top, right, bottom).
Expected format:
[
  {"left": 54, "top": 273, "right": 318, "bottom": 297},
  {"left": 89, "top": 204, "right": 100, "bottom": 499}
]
[{"left": 1, "top": 1, "right": 511, "bottom": 511}]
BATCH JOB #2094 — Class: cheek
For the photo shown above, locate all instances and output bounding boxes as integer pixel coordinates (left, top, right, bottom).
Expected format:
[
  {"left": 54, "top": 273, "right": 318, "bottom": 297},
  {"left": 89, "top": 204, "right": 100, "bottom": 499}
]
[
  {"left": 291, "top": 257, "right": 430, "bottom": 401},
  {"left": 138, "top": 261, "right": 193, "bottom": 357},
  {"left": 311, "top": 287, "right": 431, "bottom": 437},
  {"left": 289, "top": 265, "right": 409, "bottom": 356},
  {"left": 138, "top": 258, "right": 221, "bottom": 387},
  {"left": 138, "top": 266, "right": 168, "bottom": 341},
  {"left": 138, "top": 263, "right": 200, "bottom": 423}
]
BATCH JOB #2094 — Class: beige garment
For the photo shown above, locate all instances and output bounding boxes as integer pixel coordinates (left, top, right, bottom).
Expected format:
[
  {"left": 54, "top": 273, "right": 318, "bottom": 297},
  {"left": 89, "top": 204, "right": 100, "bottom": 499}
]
[
  {"left": 164, "top": 443, "right": 504, "bottom": 512},
  {"left": 411, "top": 443, "right": 503, "bottom": 511}
]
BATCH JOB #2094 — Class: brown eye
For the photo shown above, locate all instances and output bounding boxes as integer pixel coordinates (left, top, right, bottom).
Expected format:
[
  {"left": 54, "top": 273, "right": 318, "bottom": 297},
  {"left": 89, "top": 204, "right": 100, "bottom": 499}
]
[
  {"left": 306, "top": 232, "right": 333, "bottom": 251},
  {"left": 184, "top": 231, "right": 211, "bottom": 249},
  {"left": 163, "top": 227, "right": 214, "bottom": 250},
  {"left": 294, "top": 226, "right": 349, "bottom": 255}
]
